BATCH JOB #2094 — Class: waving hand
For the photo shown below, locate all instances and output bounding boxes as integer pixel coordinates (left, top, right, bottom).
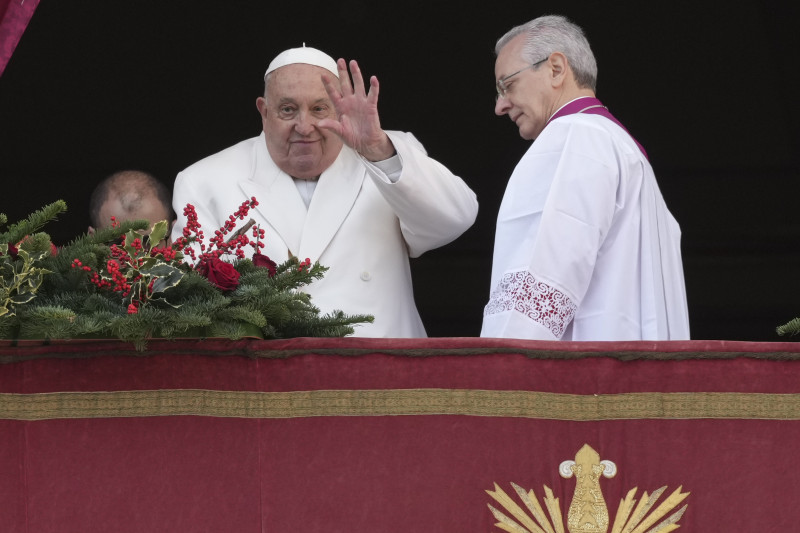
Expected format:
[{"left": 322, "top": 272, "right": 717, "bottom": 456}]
[{"left": 319, "top": 58, "right": 396, "bottom": 162}]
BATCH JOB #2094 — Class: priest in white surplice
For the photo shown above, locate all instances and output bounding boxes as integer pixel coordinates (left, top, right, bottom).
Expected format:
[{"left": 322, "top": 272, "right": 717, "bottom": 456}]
[{"left": 481, "top": 15, "right": 690, "bottom": 341}]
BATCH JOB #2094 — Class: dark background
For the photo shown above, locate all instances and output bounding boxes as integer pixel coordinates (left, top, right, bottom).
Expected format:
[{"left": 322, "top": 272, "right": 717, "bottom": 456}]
[{"left": 1, "top": 1, "right": 798, "bottom": 340}]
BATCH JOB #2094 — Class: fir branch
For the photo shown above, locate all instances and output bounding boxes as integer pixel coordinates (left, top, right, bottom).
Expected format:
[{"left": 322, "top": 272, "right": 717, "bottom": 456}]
[
  {"left": 18, "top": 232, "right": 54, "bottom": 255},
  {"left": 214, "top": 306, "right": 268, "bottom": 329},
  {"left": 0, "top": 200, "right": 67, "bottom": 245},
  {"left": 268, "top": 259, "right": 328, "bottom": 291},
  {"left": 16, "top": 305, "right": 79, "bottom": 340},
  {"left": 777, "top": 317, "right": 800, "bottom": 337},
  {"left": 107, "top": 307, "right": 165, "bottom": 348},
  {"left": 0, "top": 316, "right": 15, "bottom": 338},
  {"left": 208, "top": 320, "right": 263, "bottom": 340},
  {"left": 281, "top": 310, "right": 374, "bottom": 338},
  {"left": 86, "top": 220, "right": 151, "bottom": 246}
]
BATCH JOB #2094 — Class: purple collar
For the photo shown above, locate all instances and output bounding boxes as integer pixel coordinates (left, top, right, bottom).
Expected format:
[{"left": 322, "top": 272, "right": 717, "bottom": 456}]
[{"left": 546, "top": 96, "right": 648, "bottom": 160}]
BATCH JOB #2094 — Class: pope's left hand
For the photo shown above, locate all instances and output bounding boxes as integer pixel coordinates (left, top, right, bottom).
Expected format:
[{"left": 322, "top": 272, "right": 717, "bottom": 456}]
[{"left": 319, "top": 58, "right": 396, "bottom": 162}]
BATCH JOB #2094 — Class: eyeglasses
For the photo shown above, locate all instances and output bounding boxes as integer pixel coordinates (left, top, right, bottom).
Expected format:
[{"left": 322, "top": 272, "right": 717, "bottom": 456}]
[{"left": 495, "top": 57, "right": 548, "bottom": 100}]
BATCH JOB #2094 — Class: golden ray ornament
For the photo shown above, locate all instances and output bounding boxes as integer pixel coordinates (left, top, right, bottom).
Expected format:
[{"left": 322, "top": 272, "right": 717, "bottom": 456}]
[{"left": 486, "top": 444, "right": 689, "bottom": 533}]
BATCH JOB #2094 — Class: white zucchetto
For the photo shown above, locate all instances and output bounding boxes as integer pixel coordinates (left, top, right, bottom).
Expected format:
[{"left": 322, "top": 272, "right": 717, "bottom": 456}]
[{"left": 264, "top": 44, "right": 339, "bottom": 80}]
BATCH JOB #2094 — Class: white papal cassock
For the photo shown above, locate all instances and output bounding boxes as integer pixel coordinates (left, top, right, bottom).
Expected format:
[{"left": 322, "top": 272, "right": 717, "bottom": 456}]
[
  {"left": 172, "top": 131, "right": 478, "bottom": 339},
  {"left": 481, "top": 105, "right": 690, "bottom": 341}
]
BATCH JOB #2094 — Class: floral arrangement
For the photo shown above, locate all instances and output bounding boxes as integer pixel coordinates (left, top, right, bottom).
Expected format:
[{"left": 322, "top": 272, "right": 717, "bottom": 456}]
[{"left": 0, "top": 199, "right": 372, "bottom": 350}]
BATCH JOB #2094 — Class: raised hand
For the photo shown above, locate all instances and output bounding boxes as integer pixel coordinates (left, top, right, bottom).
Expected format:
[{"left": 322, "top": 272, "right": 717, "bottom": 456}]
[{"left": 318, "top": 58, "right": 396, "bottom": 162}]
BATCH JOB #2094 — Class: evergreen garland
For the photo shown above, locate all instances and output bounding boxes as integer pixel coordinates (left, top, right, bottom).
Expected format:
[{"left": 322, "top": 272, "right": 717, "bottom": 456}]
[{"left": 1, "top": 200, "right": 373, "bottom": 350}]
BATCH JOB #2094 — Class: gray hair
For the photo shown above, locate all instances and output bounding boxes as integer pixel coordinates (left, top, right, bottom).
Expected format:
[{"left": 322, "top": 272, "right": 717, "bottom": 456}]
[
  {"left": 263, "top": 72, "right": 273, "bottom": 101},
  {"left": 496, "top": 15, "right": 597, "bottom": 91}
]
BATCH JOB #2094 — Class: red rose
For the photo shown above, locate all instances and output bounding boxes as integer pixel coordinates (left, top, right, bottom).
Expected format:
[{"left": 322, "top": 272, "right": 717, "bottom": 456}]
[
  {"left": 252, "top": 253, "right": 277, "bottom": 277},
  {"left": 197, "top": 257, "right": 240, "bottom": 291},
  {"left": 6, "top": 244, "right": 18, "bottom": 258}
]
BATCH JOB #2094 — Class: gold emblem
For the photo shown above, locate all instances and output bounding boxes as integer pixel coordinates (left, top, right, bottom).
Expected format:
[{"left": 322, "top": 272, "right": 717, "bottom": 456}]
[{"left": 487, "top": 444, "right": 689, "bottom": 533}]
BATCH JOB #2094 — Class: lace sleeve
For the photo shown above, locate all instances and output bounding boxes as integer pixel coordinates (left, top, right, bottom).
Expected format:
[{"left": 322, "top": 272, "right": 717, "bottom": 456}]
[{"left": 484, "top": 270, "right": 578, "bottom": 339}]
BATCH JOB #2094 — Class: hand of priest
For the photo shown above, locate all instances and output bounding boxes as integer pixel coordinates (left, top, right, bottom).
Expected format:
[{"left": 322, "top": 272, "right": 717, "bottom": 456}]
[{"left": 319, "top": 58, "right": 396, "bottom": 162}]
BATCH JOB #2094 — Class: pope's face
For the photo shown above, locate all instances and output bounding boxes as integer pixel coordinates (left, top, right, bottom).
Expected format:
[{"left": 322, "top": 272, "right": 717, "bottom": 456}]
[
  {"left": 257, "top": 64, "right": 343, "bottom": 179},
  {"left": 494, "top": 35, "right": 553, "bottom": 141}
]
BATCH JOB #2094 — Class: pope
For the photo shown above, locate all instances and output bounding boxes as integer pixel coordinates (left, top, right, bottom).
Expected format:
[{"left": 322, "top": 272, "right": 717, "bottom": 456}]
[{"left": 171, "top": 45, "right": 479, "bottom": 338}]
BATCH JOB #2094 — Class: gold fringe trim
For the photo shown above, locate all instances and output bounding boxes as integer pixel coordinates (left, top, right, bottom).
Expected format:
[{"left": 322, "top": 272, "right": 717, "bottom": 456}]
[{"left": 2, "top": 389, "right": 800, "bottom": 421}]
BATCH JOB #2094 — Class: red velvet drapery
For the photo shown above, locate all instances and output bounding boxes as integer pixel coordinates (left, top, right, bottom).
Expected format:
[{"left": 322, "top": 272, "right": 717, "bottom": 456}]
[
  {"left": 0, "top": 0, "right": 39, "bottom": 77},
  {"left": 2, "top": 337, "right": 800, "bottom": 531}
]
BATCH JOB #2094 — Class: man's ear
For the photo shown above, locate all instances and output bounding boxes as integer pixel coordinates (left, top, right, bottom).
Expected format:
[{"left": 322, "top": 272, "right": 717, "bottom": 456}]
[
  {"left": 256, "top": 96, "right": 267, "bottom": 117},
  {"left": 548, "top": 52, "right": 569, "bottom": 88}
]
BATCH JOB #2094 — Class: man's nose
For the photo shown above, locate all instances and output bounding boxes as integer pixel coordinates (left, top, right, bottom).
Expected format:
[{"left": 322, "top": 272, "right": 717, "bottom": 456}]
[
  {"left": 494, "top": 96, "right": 511, "bottom": 116},
  {"left": 294, "top": 112, "right": 316, "bottom": 135}
]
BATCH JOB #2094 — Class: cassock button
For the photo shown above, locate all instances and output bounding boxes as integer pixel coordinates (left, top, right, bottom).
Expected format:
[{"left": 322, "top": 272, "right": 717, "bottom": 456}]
[{"left": 360, "top": 271, "right": 371, "bottom": 281}]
